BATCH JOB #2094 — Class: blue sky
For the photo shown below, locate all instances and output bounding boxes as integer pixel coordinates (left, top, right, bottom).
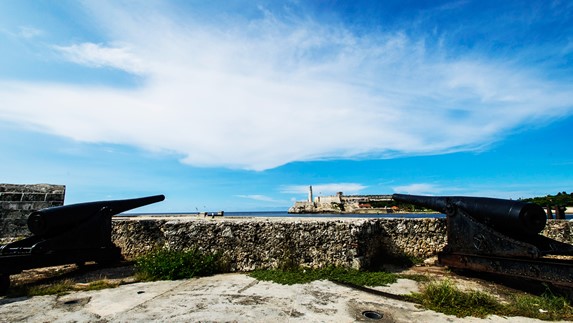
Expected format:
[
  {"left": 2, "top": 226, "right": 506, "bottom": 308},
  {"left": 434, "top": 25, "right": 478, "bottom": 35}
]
[{"left": 1, "top": 0, "right": 572, "bottom": 212}]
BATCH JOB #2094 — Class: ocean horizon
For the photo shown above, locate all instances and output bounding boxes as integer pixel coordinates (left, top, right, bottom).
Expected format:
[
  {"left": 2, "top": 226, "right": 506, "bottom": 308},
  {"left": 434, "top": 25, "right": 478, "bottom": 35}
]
[
  {"left": 122, "top": 211, "right": 447, "bottom": 219},
  {"left": 122, "top": 211, "right": 573, "bottom": 220}
]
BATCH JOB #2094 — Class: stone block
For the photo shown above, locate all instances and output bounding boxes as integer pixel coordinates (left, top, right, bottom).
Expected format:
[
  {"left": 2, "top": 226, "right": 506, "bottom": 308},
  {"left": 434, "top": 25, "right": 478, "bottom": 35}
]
[
  {"left": 1, "top": 210, "right": 28, "bottom": 219},
  {"left": 0, "top": 183, "right": 66, "bottom": 238},
  {"left": 0, "top": 193, "right": 23, "bottom": 202},
  {"left": 21, "top": 193, "right": 47, "bottom": 202},
  {"left": 45, "top": 193, "right": 65, "bottom": 203}
]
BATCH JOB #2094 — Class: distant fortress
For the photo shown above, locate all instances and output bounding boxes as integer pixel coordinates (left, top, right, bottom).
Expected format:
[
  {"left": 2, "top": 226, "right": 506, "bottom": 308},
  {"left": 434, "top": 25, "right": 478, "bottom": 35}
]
[{"left": 288, "top": 186, "right": 393, "bottom": 214}]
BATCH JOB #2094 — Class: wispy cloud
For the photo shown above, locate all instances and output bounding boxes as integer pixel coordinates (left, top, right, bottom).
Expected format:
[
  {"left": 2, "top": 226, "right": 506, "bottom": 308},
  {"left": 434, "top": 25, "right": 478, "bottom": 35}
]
[
  {"left": 281, "top": 183, "right": 367, "bottom": 195},
  {"left": 391, "top": 183, "right": 556, "bottom": 200},
  {"left": 236, "top": 194, "right": 283, "bottom": 203},
  {"left": 392, "top": 183, "right": 445, "bottom": 195},
  {"left": 18, "top": 26, "right": 43, "bottom": 39},
  {"left": 1, "top": 25, "right": 44, "bottom": 39},
  {"left": 54, "top": 42, "right": 146, "bottom": 74},
  {"left": 1, "top": 2, "right": 572, "bottom": 170}
]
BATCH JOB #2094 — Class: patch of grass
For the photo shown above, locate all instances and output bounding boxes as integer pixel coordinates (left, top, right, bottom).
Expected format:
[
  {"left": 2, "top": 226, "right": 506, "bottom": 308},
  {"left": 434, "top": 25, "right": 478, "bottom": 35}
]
[
  {"left": 502, "top": 290, "right": 573, "bottom": 320},
  {"left": 83, "top": 280, "right": 120, "bottom": 291},
  {"left": 8, "top": 279, "right": 121, "bottom": 297},
  {"left": 135, "top": 248, "right": 222, "bottom": 281},
  {"left": 249, "top": 266, "right": 397, "bottom": 286},
  {"left": 26, "top": 279, "right": 76, "bottom": 297},
  {"left": 409, "top": 280, "right": 501, "bottom": 318},
  {"left": 408, "top": 280, "right": 573, "bottom": 320}
]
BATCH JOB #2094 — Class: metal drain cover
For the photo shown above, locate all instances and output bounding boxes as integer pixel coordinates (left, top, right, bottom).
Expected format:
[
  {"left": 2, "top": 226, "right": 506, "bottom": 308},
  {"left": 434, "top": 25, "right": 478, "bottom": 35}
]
[{"left": 362, "top": 310, "right": 383, "bottom": 320}]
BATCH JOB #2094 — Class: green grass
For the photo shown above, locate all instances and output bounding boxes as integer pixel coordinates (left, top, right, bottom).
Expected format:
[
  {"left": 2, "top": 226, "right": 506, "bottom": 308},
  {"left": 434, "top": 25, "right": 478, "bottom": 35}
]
[
  {"left": 409, "top": 279, "right": 573, "bottom": 320},
  {"left": 249, "top": 266, "right": 397, "bottom": 286},
  {"left": 8, "top": 279, "right": 121, "bottom": 297},
  {"left": 503, "top": 290, "right": 573, "bottom": 320},
  {"left": 26, "top": 280, "right": 76, "bottom": 297},
  {"left": 408, "top": 280, "right": 501, "bottom": 318},
  {"left": 82, "top": 280, "right": 121, "bottom": 291},
  {"left": 135, "top": 248, "right": 223, "bottom": 281}
]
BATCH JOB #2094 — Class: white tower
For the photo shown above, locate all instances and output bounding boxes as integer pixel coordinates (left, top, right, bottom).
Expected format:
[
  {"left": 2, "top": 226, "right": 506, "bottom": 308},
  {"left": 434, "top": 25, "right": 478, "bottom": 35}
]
[{"left": 308, "top": 185, "right": 313, "bottom": 203}]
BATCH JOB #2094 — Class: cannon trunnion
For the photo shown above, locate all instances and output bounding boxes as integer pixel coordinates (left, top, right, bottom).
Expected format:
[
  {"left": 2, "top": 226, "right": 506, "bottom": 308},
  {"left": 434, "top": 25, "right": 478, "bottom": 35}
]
[
  {"left": 0, "top": 195, "right": 165, "bottom": 294},
  {"left": 393, "top": 194, "right": 573, "bottom": 291}
]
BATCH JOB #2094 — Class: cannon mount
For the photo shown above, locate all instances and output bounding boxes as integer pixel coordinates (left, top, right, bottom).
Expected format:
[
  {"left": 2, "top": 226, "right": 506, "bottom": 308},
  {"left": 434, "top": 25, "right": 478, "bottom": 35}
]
[
  {"left": 0, "top": 194, "right": 165, "bottom": 294},
  {"left": 393, "top": 194, "right": 573, "bottom": 291}
]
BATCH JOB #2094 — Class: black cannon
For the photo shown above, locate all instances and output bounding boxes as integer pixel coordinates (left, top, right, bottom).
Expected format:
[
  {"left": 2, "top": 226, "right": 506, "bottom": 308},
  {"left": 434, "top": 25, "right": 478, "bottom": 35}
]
[
  {"left": 0, "top": 194, "right": 165, "bottom": 293},
  {"left": 393, "top": 194, "right": 573, "bottom": 290}
]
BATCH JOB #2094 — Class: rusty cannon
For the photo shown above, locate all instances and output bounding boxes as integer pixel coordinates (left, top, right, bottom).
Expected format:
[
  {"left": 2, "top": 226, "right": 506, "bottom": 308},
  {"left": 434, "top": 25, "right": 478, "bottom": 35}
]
[
  {"left": 393, "top": 194, "right": 573, "bottom": 291},
  {"left": 0, "top": 194, "right": 165, "bottom": 294}
]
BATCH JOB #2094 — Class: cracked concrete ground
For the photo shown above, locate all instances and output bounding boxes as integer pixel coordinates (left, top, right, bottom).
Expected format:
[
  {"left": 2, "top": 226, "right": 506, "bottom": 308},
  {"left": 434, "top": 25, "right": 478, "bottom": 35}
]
[{"left": 0, "top": 273, "right": 558, "bottom": 322}]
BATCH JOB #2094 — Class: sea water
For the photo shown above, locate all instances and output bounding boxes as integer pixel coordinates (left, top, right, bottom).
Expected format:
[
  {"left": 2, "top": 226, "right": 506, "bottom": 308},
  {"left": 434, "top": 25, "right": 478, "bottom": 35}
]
[
  {"left": 123, "top": 211, "right": 446, "bottom": 219},
  {"left": 122, "top": 211, "right": 573, "bottom": 220}
]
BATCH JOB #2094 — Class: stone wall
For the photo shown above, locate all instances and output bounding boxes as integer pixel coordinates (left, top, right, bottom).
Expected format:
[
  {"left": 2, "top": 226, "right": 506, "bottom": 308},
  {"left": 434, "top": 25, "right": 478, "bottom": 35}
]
[
  {"left": 112, "top": 217, "right": 448, "bottom": 271},
  {"left": 0, "top": 184, "right": 65, "bottom": 238},
  {"left": 112, "top": 216, "right": 573, "bottom": 272}
]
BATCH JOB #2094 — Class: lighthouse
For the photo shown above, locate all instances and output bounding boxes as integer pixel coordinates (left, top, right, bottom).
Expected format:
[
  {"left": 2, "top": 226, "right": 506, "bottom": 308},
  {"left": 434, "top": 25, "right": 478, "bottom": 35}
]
[{"left": 308, "top": 185, "right": 313, "bottom": 203}]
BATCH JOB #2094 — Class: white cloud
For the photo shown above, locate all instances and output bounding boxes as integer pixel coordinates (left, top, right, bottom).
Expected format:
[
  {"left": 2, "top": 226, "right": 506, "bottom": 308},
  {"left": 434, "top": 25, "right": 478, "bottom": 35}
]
[
  {"left": 392, "top": 183, "right": 444, "bottom": 195},
  {"left": 54, "top": 43, "right": 146, "bottom": 74},
  {"left": 236, "top": 194, "right": 283, "bottom": 203},
  {"left": 391, "top": 183, "right": 546, "bottom": 199},
  {"left": 1, "top": 3, "right": 572, "bottom": 170},
  {"left": 1, "top": 25, "right": 43, "bottom": 39},
  {"left": 281, "top": 183, "right": 367, "bottom": 195},
  {"left": 18, "top": 26, "right": 43, "bottom": 39},
  {"left": 235, "top": 194, "right": 289, "bottom": 205}
]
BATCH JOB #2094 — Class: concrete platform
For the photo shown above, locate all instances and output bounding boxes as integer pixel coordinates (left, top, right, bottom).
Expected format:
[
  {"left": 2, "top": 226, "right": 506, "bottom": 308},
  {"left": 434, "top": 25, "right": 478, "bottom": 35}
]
[{"left": 0, "top": 273, "right": 550, "bottom": 322}]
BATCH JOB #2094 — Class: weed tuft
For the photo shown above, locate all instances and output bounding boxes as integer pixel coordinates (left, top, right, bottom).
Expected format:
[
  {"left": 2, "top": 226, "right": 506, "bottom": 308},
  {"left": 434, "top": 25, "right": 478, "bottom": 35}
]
[
  {"left": 8, "top": 279, "right": 121, "bottom": 297},
  {"left": 249, "top": 266, "right": 397, "bottom": 286},
  {"left": 27, "top": 280, "right": 76, "bottom": 297},
  {"left": 409, "top": 280, "right": 501, "bottom": 318},
  {"left": 504, "top": 290, "right": 573, "bottom": 320},
  {"left": 408, "top": 280, "right": 573, "bottom": 320},
  {"left": 135, "top": 248, "right": 222, "bottom": 281}
]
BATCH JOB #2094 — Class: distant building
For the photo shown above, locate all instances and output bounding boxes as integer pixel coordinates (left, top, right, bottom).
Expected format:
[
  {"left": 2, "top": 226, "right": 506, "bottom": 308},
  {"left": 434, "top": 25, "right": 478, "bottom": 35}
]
[{"left": 288, "top": 187, "right": 392, "bottom": 214}]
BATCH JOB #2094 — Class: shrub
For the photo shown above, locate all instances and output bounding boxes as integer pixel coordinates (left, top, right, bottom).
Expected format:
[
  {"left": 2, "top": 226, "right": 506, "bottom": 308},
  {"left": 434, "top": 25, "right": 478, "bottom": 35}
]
[{"left": 135, "top": 248, "right": 221, "bottom": 281}]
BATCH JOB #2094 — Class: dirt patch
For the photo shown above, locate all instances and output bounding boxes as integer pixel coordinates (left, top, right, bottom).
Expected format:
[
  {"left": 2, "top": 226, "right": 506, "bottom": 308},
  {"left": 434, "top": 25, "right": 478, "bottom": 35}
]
[{"left": 9, "top": 262, "right": 137, "bottom": 289}]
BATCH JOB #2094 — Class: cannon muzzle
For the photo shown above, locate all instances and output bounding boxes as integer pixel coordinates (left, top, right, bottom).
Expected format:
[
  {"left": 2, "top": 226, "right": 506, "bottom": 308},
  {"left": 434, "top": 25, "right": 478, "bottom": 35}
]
[
  {"left": 27, "top": 194, "right": 165, "bottom": 237},
  {"left": 392, "top": 193, "right": 546, "bottom": 236}
]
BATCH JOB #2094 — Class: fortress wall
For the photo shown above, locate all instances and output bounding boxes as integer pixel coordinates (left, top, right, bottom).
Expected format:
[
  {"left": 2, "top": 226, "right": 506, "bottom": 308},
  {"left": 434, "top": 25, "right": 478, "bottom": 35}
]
[
  {"left": 112, "top": 217, "right": 573, "bottom": 271},
  {"left": 315, "top": 195, "right": 341, "bottom": 204},
  {"left": 112, "top": 217, "right": 447, "bottom": 271},
  {"left": 0, "top": 184, "right": 65, "bottom": 238}
]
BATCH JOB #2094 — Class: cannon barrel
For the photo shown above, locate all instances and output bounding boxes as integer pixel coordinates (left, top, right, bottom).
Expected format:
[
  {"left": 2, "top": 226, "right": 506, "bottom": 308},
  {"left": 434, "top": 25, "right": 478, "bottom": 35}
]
[
  {"left": 392, "top": 194, "right": 546, "bottom": 236},
  {"left": 27, "top": 194, "right": 165, "bottom": 237}
]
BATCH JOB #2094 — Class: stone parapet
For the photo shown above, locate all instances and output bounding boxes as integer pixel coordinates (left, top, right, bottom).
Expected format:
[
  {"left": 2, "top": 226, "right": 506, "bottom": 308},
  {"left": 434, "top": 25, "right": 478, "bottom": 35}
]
[
  {"left": 0, "top": 184, "right": 65, "bottom": 238},
  {"left": 112, "top": 217, "right": 447, "bottom": 271}
]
